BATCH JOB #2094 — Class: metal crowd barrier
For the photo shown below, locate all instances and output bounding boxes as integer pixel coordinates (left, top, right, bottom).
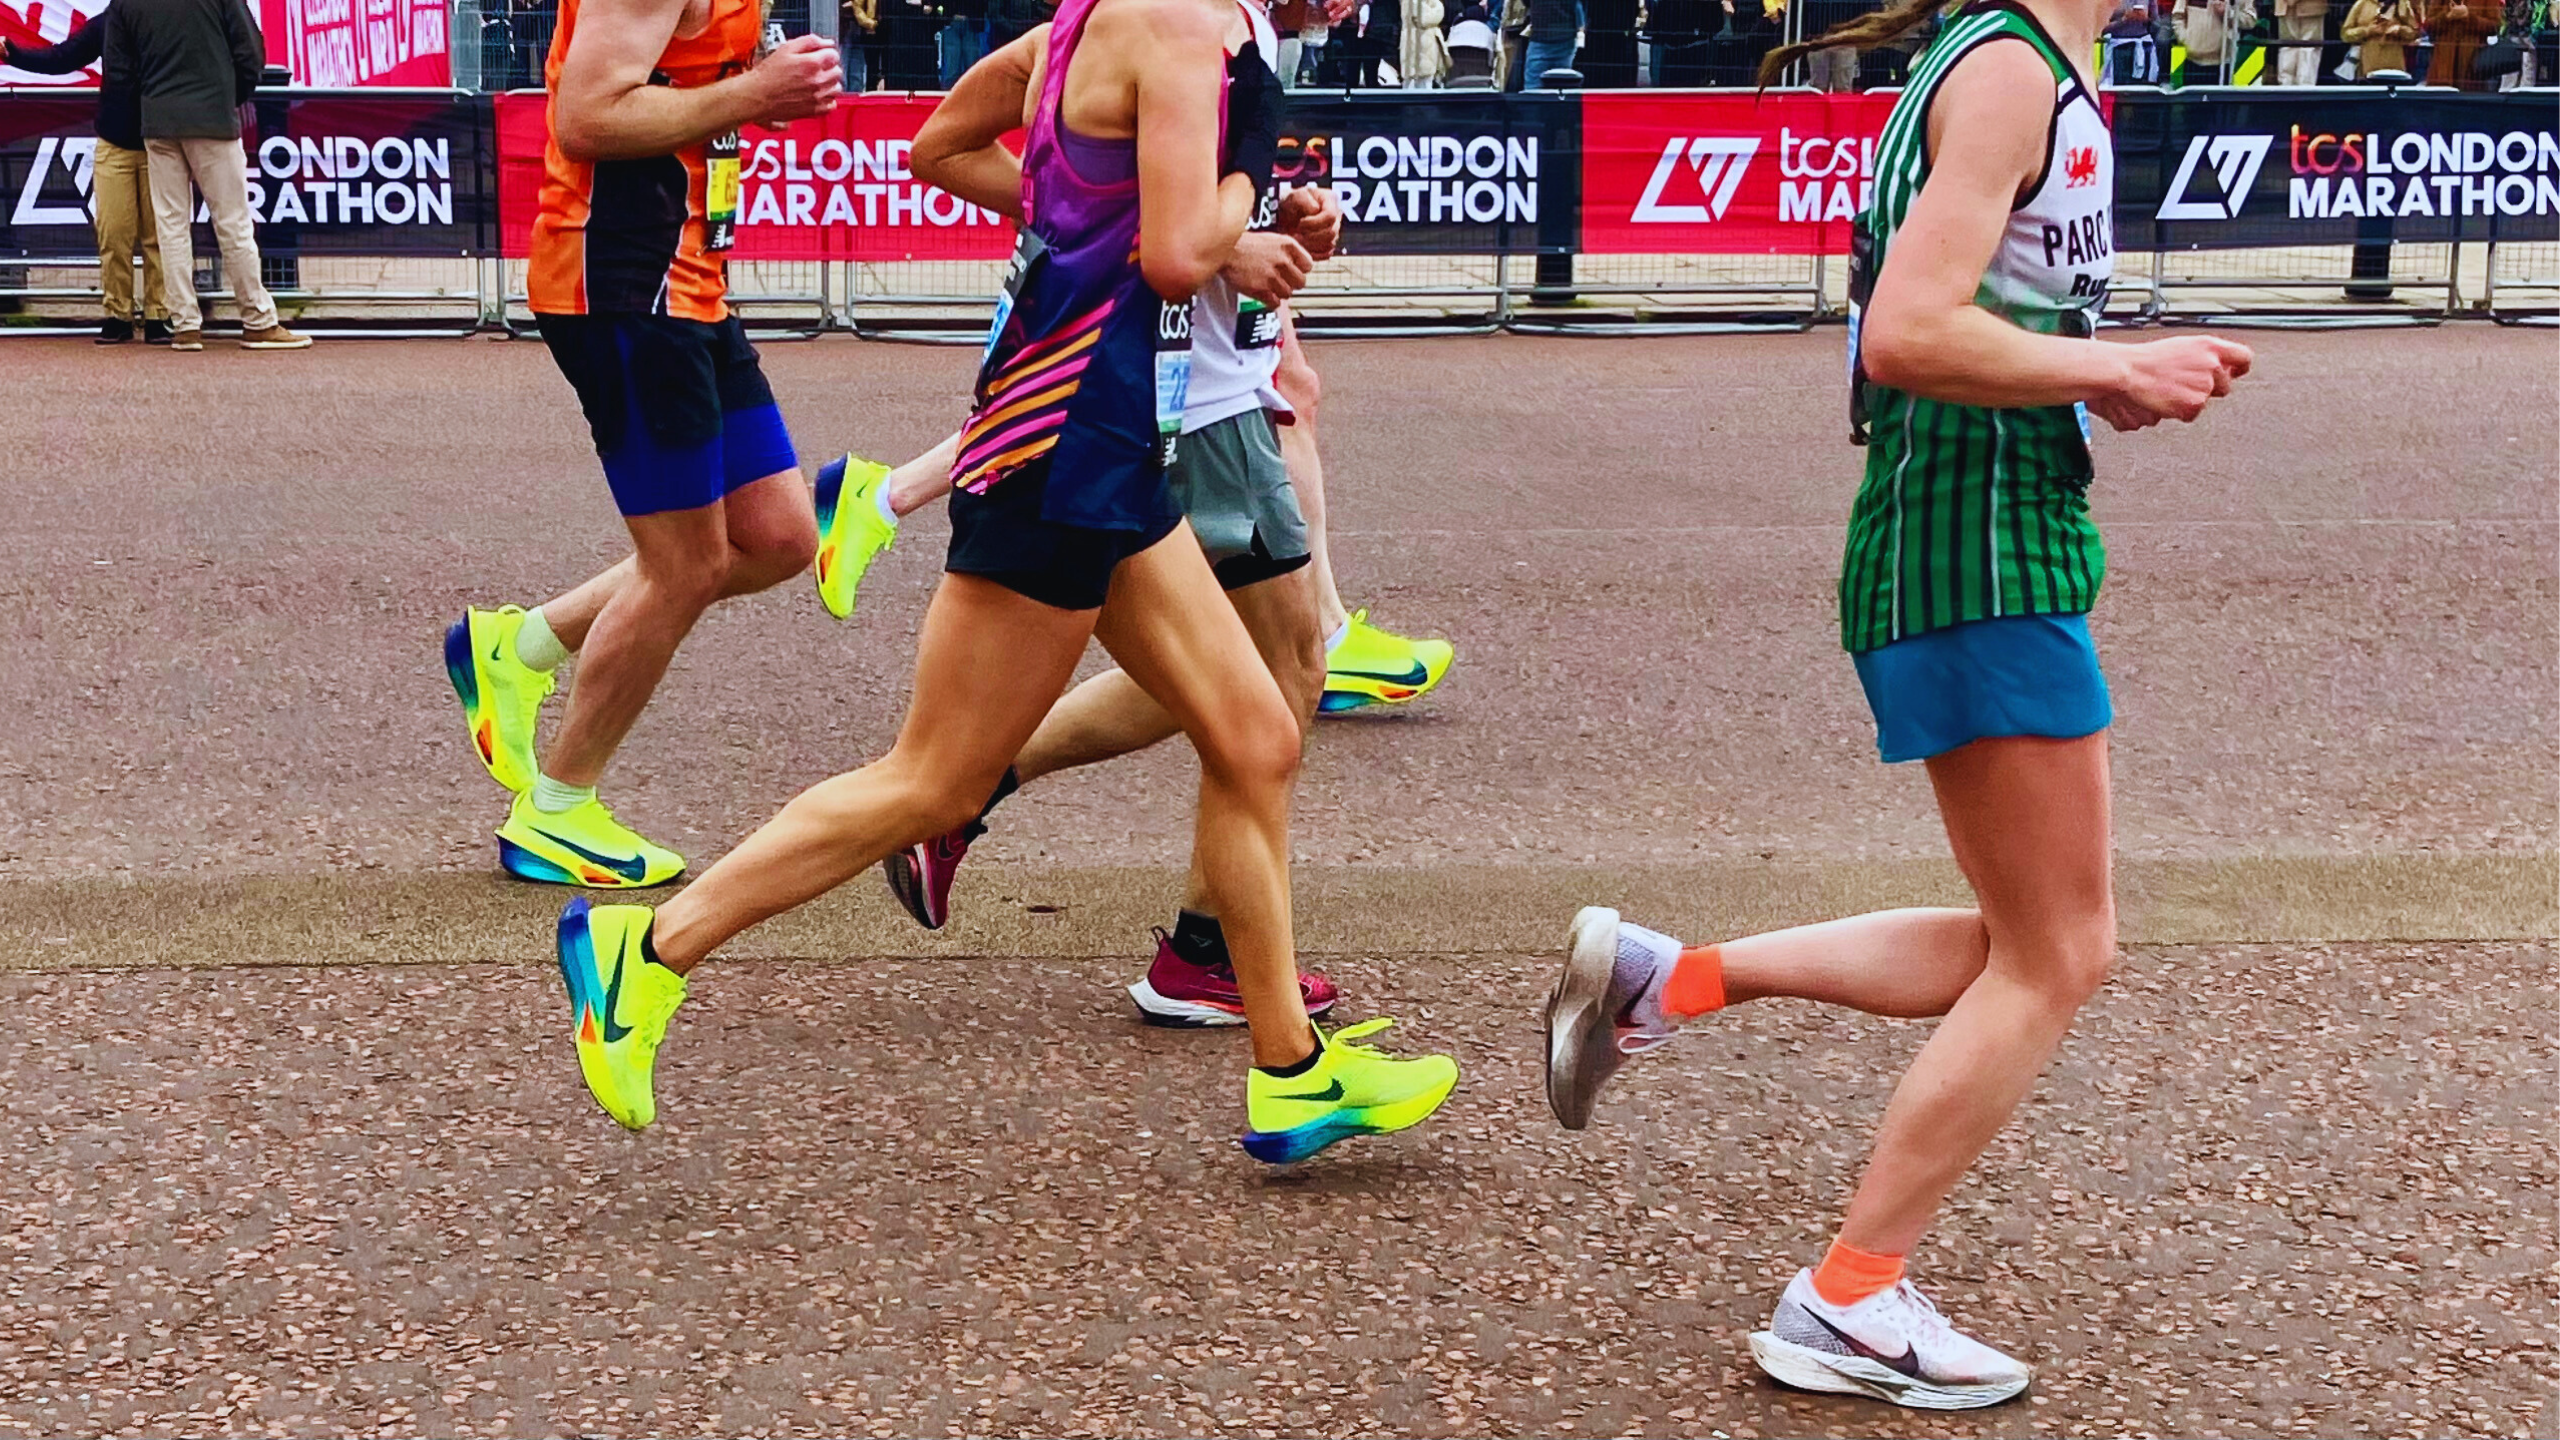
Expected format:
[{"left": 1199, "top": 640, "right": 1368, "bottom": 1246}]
[{"left": 6, "top": 84, "right": 2551, "bottom": 337}]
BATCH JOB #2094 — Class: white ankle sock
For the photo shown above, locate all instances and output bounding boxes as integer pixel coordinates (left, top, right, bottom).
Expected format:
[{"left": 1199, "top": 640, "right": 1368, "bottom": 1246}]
[
  {"left": 515, "top": 608, "right": 569, "bottom": 672},
  {"left": 531, "top": 773, "right": 596, "bottom": 815},
  {"left": 1323, "top": 619, "right": 1350, "bottom": 654},
  {"left": 874, "top": 475, "right": 900, "bottom": 525}
]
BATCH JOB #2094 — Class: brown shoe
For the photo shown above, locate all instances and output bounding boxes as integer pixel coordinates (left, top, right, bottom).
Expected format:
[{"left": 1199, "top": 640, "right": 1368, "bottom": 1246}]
[
  {"left": 240, "top": 323, "right": 313, "bottom": 350},
  {"left": 168, "top": 329, "right": 204, "bottom": 351}
]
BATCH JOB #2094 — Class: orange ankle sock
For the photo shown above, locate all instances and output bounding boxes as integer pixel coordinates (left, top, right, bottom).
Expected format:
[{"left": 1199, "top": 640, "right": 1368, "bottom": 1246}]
[
  {"left": 1662, "top": 944, "right": 1726, "bottom": 1019},
  {"left": 1811, "top": 1240, "right": 1906, "bottom": 1308}
]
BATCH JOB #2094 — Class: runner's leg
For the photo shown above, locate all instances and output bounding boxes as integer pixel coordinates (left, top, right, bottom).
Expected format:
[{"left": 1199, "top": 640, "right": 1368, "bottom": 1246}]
[
  {"left": 648, "top": 571, "right": 1099, "bottom": 969},
  {"left": 539, "top": 500, "right": 741, "bottom": 788},
  {"left": 532, "top": 466, "right": 814, "bottom": 653},
  {"left": 1089, "top": 531, "right": 1312, "bottom": 1068},
  {"left": 1272, "top": 319, "right": 1351, "bottom": 636},
  {"left": 1836, "top": 732, "right": 2114, "bottom": 1254},
  {"left": 1012, "top": 565, "right": 1323, "bottom": 784}
]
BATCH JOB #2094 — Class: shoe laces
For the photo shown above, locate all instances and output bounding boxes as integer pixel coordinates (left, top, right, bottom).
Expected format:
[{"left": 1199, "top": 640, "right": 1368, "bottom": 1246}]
[
  {"left": 1882, "top": 1281, "right": 1959, "bottom": 1347},
  {"left": 1323, "top": 1016, "right": 1397, "bottom": 1058}
]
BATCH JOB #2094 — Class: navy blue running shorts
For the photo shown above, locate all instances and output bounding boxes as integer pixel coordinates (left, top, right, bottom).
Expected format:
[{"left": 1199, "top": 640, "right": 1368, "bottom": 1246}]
[{"left": 537, "top": 312, "right": 799, "bottom": 518}]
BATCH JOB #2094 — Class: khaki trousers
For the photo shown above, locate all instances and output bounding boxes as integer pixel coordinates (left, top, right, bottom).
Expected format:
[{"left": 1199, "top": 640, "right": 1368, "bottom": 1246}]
[
  {"left": 92, "top": 140, "right": 164, "bottom": 322},
  {"left": 144, "top": 136, "right": 279, "bottom": 332}
]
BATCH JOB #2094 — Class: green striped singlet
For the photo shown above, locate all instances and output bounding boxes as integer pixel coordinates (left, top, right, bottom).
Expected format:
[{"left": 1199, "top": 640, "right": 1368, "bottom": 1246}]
[{"left": 1839, "top": 1, "right": 2116, "bottom": 654}]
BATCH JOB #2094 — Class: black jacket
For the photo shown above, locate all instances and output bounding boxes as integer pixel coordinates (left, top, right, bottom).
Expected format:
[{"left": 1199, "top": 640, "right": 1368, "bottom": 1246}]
[
  {"left": 102, "top": 0, "right": 263, "bottom": 140},
  {"left": 8, "top": 14, "right": 143, "bottom": 151}
]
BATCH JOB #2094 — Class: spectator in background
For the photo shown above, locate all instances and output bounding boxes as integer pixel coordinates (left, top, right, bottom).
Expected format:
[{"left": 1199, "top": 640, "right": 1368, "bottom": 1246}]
[
  {"left": 1795, "top": 0, "right": 1864, "bottom": 88},
  {"left": 986, "top": 0, "right": 1048, "bottom": 46},
  {"left": 2341, "top": 0, "right": 2420, "bottom": 76},
  {"left": 2104, "top": 0, "right": 2165, "bottom": 82},
  {"left": 2274, "top": 0, "right": 2330, "bottom": 81},
  {"left": 107, "top": 0, "right": 307, "bottom": 350},
  {"left": 1401, "top": 0, "right": 1451, "bottom": 83},
  {"left": 1644, "top": 0, "right": 1716, "bottom": 84},
  {"left": 1714, "top": 0, "right": 1784, "bottom": 85},
  {"left": 876, "top": 0, "right": 941, "bottom": 88},
  {"left": 1523, "top": 0, "right": 1582, "bottom": 83},
  {"left": 1447, "top": 2, "right": 1501, "bottom": 79},
  {"left": 2425, "top": 0, "right": 2504, "bottom": 83},
  {"left": 2175, "top": 0, "right": 2258, "bottom": 82},
  {"left": 840, "top": 0, "right": 876, "bottom": 91},
  {"left": 938, "top": 0, "right": 987, "bottom": 86},
  {"left": 5, "top": 12, "right": 167, "bottom": 344}
]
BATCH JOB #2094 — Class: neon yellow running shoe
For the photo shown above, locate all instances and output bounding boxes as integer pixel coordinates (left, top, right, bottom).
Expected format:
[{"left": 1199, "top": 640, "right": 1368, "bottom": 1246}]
[
  {"left": 1240, "top": 1018, "right": 1458, "bottom": 1164},
  {"left": 442, "top": 605, "right": 556, "bottom": 792},
  {"left": 497, "top": 791, "right": 685, "bottom": 889},
  {"left": 1320, "top": 609, "right": 1455, "bottom": 714},
  {"left": 813, "top": 453, "right": 897, "bottom": 619},
  {"left": 555, "top": 898, "right": 686, "bottom": 1130}
]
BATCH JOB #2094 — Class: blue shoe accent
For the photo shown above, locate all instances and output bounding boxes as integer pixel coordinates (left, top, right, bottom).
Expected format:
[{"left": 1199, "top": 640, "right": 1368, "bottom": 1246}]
[
  {"left": 813, "top": 454, "right": 847, "bottom": 530},
  {"left": 1317, "top": 690, "right": 1377, "bottom": 715},
  {"left": 1239, "top": 1112, "right": 1380, "bottom": 1165},
  {"left": 443, "top": 616, "right": 478, "bottom": 710},
  {"left": 501, "top": 836, "right": 580, "bottom": 885},
  {"left": 556, "top": 898, "right": 594, "bottom": 1009}
]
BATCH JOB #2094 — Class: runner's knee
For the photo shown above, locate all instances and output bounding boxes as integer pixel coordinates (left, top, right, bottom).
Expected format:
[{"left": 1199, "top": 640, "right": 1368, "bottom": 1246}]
[
  {"left": 1199, "top": 692, "right": 1302, "bottom": 797},
  {"left": 1988, "top": 900, "right": 2117, "bottom": 1007},
  {"left": 732, "top": 516, "right": 817, "bottom": 592},
  {"left": 636, "top": 549, "right": 732, "bottom": 613}
]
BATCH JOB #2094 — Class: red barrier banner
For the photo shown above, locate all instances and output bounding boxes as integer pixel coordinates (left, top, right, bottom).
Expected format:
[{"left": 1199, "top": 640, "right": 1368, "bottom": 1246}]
[
  {"left": 1580, "top": 91, "right": 1897, "bottom": 257},
  {"left": 497, "top": 92, "right": 1015, "bottom": 263},
  {"left": 265, "top": 0, "right": 453, "bottom": 88}
]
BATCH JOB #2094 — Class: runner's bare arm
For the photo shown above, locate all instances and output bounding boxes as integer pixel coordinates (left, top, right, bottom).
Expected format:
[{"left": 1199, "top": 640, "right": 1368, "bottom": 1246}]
[
  {"left": 1125, "top": 0, "right": 1249, "bottom": 300},
  {"left": 552, "top": 0, "right": 840, "bottom": 163},
  {"left": 1860, "top": 42, "right": 2248, "bottom": 419},
  {"left": 912, "top": 27, "right": 1047, "bottom": 220}
]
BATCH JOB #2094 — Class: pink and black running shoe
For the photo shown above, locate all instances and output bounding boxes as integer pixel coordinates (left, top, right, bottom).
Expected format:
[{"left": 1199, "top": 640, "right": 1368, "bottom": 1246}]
[
  {"left": 1127, "top": 929, "right": 1341, "bottom": 1028},
  {"left": 884, "top": 822, "right": 977, "bottom": 931}
]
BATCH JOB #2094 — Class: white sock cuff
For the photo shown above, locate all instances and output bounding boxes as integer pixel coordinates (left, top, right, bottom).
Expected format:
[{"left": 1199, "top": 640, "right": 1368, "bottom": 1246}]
[
  {"left": 530, "top": 773, "right": 596, "bottom": 815},
  {"left": 1323, "top": 619, "right": 1350, "bottom": 654},
  {"left": 515, "top": 608, "right": 570, "bottom": 672},
  {"left": 874, "top": 475, "right": 900, "bottom": 526}
]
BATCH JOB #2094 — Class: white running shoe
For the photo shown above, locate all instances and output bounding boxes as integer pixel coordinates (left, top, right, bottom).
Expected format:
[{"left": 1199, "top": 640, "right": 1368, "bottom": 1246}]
[
  {"left": 1749, "top": 1269, "right": 2032, "bottom": 1410},
  {"left": 1541, "top": 905, "right": 1683, "bottom": 1129}
]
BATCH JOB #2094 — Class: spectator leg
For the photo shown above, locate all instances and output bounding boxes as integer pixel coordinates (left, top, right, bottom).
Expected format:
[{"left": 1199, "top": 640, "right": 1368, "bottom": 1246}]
[
  {"left": 143, "top": 140, "right": 201, "bottom": 331},
  {"left": 93, "top": 140, "right": 162, "bottom": 324},
  {"left": 187, "top": 139, "right": 279, "bottom": 331},
  {"left": 2278, "top": 14, "right": 2323, "bottom": 83}
]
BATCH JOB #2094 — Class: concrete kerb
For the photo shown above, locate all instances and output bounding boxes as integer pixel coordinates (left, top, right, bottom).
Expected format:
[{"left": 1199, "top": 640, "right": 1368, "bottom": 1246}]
[{"left": 2, "top": 852, "right": 2547, "bottom": 971}]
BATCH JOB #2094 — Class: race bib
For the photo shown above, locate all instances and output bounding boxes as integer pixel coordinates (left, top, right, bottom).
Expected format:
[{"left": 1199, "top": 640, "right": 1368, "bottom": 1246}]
[
  {"left": 1155, "top": 299, "right": 1194, "bottom": 469},
  {"left": 704, "top": 130, "right": 742, "bottom": 253},
  {"left": 980, "top": 228, "right": 1050, "bottom": 375}
]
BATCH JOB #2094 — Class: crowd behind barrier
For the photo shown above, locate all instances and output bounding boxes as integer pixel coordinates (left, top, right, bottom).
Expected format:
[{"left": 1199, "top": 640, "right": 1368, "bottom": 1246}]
[
  {"left": 442, "top": 0, "right": 2560, "bottom": 95},
  {"left": 0, "top": 83, "right": 2554, "bottom": 329}
]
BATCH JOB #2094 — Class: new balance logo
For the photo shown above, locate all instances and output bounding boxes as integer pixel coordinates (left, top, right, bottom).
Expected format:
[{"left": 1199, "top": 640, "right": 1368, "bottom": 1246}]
[
  {"left": 2156, "top": 134, "right": 2274, "bottom": 222},
  {"left": 1633, "top": 137, "right": 1759, "bottom": 223}
]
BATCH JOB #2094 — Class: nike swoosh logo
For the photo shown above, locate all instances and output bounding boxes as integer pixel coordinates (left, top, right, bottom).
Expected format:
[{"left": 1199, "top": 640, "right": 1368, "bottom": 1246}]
[
  {"left": 1808, "top": 1311, "right": 1926, "bottom": 1379},
  {"left": 597, "top": 950, "right": 634, "bottom": 1043},
  {"left": 1328, "top": 661, "right": 1430, "bottom": 687},
  {"left": 533, "top": 829, "right": 652, "bottom": 883},
  {"left": 1277, "top": 1078, "right": 1345, "bottom": 1103}
]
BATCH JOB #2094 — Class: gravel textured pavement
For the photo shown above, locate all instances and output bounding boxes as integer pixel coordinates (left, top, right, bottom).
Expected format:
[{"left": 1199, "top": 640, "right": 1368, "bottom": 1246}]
[
  {"left": 1, "top": 944, "right": 2551, "bottom": 1438},
  {"left": 1, "top": 326, "right": 2551, "bottom": 1435}
]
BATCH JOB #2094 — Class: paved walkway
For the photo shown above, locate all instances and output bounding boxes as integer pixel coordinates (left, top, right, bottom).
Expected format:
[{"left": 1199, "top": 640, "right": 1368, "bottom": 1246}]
[
  {"left": 1, "top": 944, "right": 2550, "bottom": 1437},
  {"left": 0, "top": 327, "right": 2551, "bottom": 1435}
]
